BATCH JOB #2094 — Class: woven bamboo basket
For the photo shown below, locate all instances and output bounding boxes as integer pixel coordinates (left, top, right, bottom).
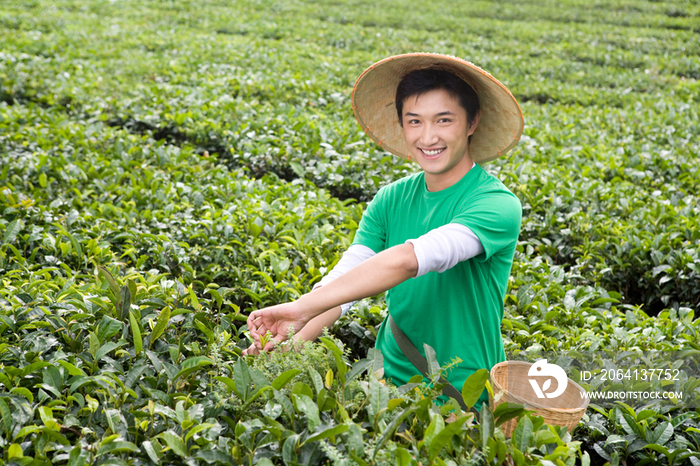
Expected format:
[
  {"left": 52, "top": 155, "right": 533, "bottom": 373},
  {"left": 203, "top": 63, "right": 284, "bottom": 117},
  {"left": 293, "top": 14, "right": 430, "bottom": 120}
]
[{"left": 489, "top": 361, "right": 589, "bottom": 437}]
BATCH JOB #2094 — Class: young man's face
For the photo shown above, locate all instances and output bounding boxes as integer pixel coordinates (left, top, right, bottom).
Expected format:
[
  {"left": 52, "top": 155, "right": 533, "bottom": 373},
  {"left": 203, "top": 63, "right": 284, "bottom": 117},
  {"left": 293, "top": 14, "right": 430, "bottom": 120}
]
[{"left": 401, "top": 89, "right": 479, "bottom": 191}]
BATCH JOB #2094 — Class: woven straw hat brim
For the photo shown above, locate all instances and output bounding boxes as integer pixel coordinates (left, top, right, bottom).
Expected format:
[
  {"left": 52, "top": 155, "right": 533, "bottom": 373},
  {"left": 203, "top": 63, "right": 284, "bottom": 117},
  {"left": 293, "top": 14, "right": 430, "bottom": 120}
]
[{"left": 352, "top": 53, "right": 524, "bottom": 164}]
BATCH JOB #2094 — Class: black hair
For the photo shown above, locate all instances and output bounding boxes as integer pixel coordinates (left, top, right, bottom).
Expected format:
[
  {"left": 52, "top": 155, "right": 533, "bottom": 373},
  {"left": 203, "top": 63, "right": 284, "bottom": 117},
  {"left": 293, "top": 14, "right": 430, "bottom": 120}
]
[{"left": 395, "top": 68, "right": 480, "bottom": 131}]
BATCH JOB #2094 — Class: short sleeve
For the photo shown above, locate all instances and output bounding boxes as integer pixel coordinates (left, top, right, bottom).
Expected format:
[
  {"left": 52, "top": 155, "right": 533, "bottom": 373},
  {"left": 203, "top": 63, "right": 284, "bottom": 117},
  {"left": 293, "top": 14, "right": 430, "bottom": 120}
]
[
  {"left": 451, "top": 190, "right": 522, "bottom": 261},
  {"left": 352, "top": 186, "right": 389, "bottom": 253}
]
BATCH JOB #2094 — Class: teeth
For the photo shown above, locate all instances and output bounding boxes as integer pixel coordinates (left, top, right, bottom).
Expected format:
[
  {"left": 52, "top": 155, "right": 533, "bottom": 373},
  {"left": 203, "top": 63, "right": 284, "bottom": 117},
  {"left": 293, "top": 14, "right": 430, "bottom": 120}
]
[{"left": 422, "top": 148, "right": 444, "bottom": 156}]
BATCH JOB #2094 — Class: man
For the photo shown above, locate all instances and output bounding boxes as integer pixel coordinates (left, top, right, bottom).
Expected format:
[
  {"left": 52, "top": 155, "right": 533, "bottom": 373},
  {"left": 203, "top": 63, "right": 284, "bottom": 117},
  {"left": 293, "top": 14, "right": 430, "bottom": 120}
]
[{"left": 245, "top": 53, "right": 523, "bottom": 406}]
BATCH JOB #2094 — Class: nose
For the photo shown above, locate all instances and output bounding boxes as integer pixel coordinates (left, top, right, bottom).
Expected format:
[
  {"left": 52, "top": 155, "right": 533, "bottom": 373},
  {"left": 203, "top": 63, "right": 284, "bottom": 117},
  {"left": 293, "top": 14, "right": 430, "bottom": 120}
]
[{"left": 419, "top": 123, "right": 439, "bottom": 146}]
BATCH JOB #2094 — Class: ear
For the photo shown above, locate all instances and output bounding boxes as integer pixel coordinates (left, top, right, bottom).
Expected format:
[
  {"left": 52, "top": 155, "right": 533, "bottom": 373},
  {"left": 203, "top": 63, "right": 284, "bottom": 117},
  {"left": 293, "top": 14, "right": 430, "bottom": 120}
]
[{"left": 467, "top": 110, "right": 481, "bottom": 136}]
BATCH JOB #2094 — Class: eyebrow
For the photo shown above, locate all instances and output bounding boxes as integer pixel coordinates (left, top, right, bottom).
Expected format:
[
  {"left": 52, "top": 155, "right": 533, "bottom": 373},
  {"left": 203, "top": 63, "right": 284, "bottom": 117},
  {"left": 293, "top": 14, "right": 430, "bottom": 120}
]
[{"left": 404, "top": 111, "right": 456, "bottom": 117}]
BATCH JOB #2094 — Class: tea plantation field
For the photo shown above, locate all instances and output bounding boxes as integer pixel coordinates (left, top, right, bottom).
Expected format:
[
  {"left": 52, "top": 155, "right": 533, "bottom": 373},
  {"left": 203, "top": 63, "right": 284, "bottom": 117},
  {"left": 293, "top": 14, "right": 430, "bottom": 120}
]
[{"left": 1, "top": 0, "right": 700, "bottom": 464}]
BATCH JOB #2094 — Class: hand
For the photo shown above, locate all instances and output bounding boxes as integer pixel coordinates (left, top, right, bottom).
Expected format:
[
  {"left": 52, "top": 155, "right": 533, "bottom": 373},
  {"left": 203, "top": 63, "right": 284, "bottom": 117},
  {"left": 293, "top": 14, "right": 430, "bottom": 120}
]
[
  {"left": 241, "top": 343, "right": 260, "bottom": 356},
  {"left": 247, "top": 301, "right": 310, "bottom": 352}
]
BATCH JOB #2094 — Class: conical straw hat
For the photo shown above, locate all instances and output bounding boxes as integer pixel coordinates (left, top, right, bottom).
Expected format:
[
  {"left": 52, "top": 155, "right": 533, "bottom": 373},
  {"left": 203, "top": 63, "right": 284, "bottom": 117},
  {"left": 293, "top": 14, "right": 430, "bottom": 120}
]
[{"left": 352, "top": 53, "right": 524, "bottom": 164}]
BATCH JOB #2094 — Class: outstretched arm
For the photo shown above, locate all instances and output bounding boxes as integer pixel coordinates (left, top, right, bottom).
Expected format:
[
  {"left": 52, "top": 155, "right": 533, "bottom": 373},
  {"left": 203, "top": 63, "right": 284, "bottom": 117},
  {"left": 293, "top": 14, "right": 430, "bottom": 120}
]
[
  {"left": 246, "top": 222, "right": 484, "bottom": 352},
  {"left": 247, "top": 243, "right": 418, "bottom": 351},
  {"left": 242, "top": 245, "right": 375, "bottom": 355}
]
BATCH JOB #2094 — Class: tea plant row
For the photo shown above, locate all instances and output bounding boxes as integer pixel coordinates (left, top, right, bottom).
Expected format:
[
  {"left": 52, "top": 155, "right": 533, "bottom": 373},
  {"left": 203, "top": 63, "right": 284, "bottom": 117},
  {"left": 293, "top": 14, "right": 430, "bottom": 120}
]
[{"left": 1, "top": 0, "right": 700, "bottom": 464}]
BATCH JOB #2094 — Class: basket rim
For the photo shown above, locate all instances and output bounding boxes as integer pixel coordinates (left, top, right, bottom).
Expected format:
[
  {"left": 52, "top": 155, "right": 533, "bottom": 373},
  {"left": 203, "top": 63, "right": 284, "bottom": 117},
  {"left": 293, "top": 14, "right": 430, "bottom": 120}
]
[{"left": 490, "top": 360, "right": 590, "bottom": 413}]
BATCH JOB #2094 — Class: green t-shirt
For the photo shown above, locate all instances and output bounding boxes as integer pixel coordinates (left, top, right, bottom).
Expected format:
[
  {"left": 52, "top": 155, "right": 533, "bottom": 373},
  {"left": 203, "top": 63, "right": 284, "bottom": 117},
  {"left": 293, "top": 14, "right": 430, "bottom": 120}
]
[{"left": 353, "top": 164, "right": 522, "bottom": 405}]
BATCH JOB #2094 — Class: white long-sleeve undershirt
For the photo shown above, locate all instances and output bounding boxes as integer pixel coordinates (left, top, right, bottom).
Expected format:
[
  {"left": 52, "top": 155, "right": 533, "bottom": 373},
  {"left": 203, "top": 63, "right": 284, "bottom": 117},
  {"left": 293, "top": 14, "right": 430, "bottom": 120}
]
[
  {"left": 406, "top": 223, "right": 484, "bottom": 277},
  {"left": 314, "top": 223, "right": 484, "bottom": 316}
]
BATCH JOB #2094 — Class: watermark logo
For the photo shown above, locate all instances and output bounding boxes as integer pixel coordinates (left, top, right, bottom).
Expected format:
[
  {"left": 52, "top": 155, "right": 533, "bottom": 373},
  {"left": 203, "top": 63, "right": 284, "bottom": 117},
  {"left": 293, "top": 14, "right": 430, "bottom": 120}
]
[{"left": 528, "top": 359, "right": 568, "bottom": 399}]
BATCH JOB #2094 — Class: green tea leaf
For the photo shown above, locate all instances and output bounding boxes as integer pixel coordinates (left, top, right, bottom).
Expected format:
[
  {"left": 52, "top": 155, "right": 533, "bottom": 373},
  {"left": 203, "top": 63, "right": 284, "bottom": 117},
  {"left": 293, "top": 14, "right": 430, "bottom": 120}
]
[
  {"left": 88, "top": 332, "right": 99, "bottom": 358},
  {"left": 271, "top": 369, "right": 301, "bottom": 391},
  {"left": 320, "top": 337, "right": 347, "bottom": 382},
  {"left": 292, "top": 394, "right": 320, "bottom": 432},
  {"left": 346, "top": 423, "right": 364, "bottom": 457},
  {"left": 461, "top": 369, "right": 489, "bottom": 409},
  {"left": 345, "top": 358, "right": 372, "bottom": 384},
  {"left": 96, "top": 441, "right": 140, "bottom": 456},
  {"left": 32, "top": 426, "right": 70, "bottom": 445},
  {"left": 480, "top": 403, "right": 494, "bottom": 446},
  {"left": 158, "top": 431, "right": 188, "bottom": 458},
  {"left": 0, "top": 398, "right": 13, "bottom": 437},
  {"left": 9, "top": 387, "right": 34, "bottom": 403},
  {"left": 644, "top": 443, "right": 671, "bottom": 458},
  {"left": 373, "top": 406, "right": 418, "bottom": 460},
  {"left": 512, "top": 415, "right": 534, "bottom": 451},
  {"left": 3, "top": 219, "right": 22, "bottom": 244},
  {"left": 493, "top": 402, "right": 527, "bottom": 427},
  {"left": 291, "top": 382, "right": 314, "bottom": 399},
  {"left": 56, "top": 360, "right": 87, "bottom": 377},
  {"left": 423, "top": 411, "right": 445, "bottom": 449},
  {"left": 423, "top": 343, "right": 441, "bottom": 378},
  {"left": 188, "top": 287, "right": 201, "bottom": 311},
  {"left": 67, "top": 445, "right": 89, "bottom": 466},
  {"left": 142, "top": 440, "right": 162, "bottom": 463},
  {"left": 368, "top": 374, "right": 389, "bottom": 417},
  {"left": 98, "top": 267, "right": 121, "bottom": 299},
  {"left": 125, "top": 364, "right": 148, "bottom": 389},
  {"left": 150, "top": 306, "right": 171, "bottom": 347},
  {"left": 195, "top": 450, "right": 236, "bottom": 464},
  {"left": 184, "top": 423, "right": 217, "bottom": 443},
  {"left": 650, "top": 422, "right": 674, "bottom": 446},
  {"left": 307, "top": 367, "right": 324, "bottom": 395},
  {"left": 303, "top": 424, "right": 349, "bottom": 445},
  {"left": 129, "top": 311, "right": 142, "bottom": 356},
  {"left": 250, "top": 367, "right": 270, "bottom": 389},
  {"left": 43, "top": 365, "right": 64, "bottom": 391},
  {"left": 38, "top": 406, "right": 53, "bottom": 425},
  {"left": 95, "top": 341, "right": 125, "bottom": 362},
  {"left": 14, "top": 425, "right": 42, "bottom": 441},
  {"left": 8, "top": 443, "right": 23, "bottom": 458},
  {"left": 282, "top": 434, "right": 299, "bottom": 464},
  {"left": 173, "top": 356, "right": 214, "bottom": 381},
  {"left": 194, "top": 320, "right": 215, "bottom": 342},
  {"left": 120, "top": 285, "right": 132, "bottom": 321},
  {"left": 97, "top": 315, "right": 122, "bottom": 342},
  {"left": 429, "top": 415, "right": 469, "bottom": 461},
  {"left": 535, "top": 429, "right": 559, "bottom": 446},
  {"left": 68, "top": 232, "right": 83, "bottom": 263},
  {"left": 214, "top": 376, "right": 239, "bottom": 396},
  {"left": 234, "top": 357, "right": 252, "bottom": 401}
]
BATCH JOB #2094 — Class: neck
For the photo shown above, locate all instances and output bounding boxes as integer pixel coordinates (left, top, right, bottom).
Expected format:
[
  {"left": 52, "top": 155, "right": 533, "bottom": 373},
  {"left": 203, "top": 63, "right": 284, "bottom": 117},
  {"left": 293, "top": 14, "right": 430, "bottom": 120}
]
[{"left": 424, "top": 157, "right": 475, "bottom": 192}]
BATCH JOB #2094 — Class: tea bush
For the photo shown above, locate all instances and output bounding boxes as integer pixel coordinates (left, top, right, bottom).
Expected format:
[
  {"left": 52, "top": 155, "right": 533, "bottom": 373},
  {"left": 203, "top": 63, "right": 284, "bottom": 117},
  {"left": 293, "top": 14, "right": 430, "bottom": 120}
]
[
  {"left": 2, "top": 0, "right": 700, "bottom": 464},
  {"left": 3, "top": 0, "right": 697, "bottom": 311}
]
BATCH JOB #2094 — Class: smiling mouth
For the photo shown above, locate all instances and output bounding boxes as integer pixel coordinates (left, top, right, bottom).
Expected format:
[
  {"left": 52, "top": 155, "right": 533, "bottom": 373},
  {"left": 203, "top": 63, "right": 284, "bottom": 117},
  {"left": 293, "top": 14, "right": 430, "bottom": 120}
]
[{"left": 420, "top": 148, "right": 445, "bottom": 156}]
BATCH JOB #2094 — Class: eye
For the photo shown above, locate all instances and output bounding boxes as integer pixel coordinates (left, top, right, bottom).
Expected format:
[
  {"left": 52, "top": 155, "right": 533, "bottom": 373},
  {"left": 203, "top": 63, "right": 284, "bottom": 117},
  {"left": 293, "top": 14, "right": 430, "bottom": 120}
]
[{"left": 438, "top": 118, "right": 452, "bottom": 123}]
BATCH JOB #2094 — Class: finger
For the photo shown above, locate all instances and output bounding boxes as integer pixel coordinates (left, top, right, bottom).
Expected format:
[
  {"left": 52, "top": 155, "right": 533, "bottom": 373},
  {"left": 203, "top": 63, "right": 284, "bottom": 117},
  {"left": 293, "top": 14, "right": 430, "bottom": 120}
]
[
  {"left": 247, "top": 313, "right": 257, "bottom": 336},
  {"left": 248, "top": 314, "right": 263, "bottom": 338},
  {"left": 243, "top": 344, "right": 260, "bottom": 356},
  {"left": 252, "top": 324, "right": 267, "bottom": 342}
]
